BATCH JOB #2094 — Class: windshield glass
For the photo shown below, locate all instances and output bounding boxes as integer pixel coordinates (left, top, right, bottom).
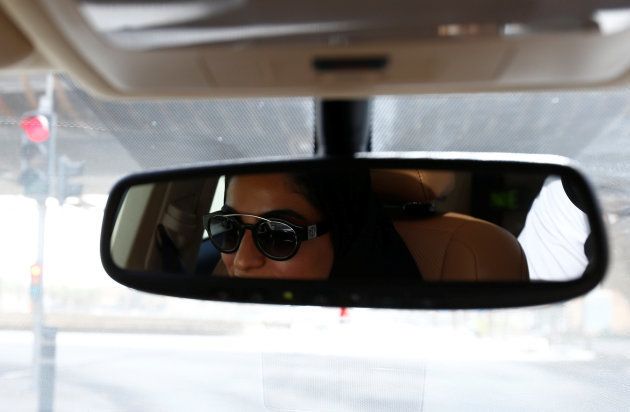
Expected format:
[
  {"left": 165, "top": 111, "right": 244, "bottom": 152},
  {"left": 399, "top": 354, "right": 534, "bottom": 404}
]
[{"left": 1, "top": 74, "right": 629, "bottom": 411}]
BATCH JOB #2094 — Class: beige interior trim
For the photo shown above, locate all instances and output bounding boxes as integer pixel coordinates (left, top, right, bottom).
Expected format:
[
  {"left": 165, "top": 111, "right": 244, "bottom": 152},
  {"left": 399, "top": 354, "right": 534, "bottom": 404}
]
[
  {"left": 0, "top": 5, "right": 32, "bottom": 67},
  {"left": 1, "top": 0, "right": 630, "bottom": 98},
  {"left": 0, "top": 3, "right": 50, "bottom": 72},
  {"left": 0, "top": 0, "right": 112, "bottom": 93},
  {"left": 111, "top": 183, "right": 164, "bottom": 269}
]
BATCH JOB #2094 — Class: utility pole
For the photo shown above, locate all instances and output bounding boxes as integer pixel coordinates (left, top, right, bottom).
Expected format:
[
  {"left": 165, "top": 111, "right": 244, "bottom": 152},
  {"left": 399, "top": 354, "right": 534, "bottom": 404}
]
[
  {"left": 36, "top": 73, "right": 57, "bottom": 412},
  {"left": 20, "top": 73, "right": 57, "bottom": 412}
]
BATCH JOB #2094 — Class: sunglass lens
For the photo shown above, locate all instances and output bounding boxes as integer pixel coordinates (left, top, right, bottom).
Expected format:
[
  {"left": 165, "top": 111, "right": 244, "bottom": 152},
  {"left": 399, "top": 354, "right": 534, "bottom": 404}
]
[
  {"left": 256, "top": 220, "right": 298, "bottom": 259},
  {"left": 209, "top": 215, "right": 240, "bottom": 252}
]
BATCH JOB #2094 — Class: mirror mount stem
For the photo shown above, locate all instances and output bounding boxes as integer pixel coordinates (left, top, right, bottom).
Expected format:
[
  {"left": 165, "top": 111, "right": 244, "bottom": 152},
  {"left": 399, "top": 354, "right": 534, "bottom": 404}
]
[{"left": 315, "top": 99, "right": 371, "bottom": 156}]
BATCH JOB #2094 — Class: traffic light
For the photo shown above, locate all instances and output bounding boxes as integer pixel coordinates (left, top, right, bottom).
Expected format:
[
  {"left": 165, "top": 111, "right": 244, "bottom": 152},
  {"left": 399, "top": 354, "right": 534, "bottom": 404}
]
[
  {"left": 20, "top": 114, "right": 50, "bottom": 143},
  {"left": 30, "top": 263, "right": 42, "bottom": 285},
  {"left": 18, "top": 112, "right": 51, "bottom": 200},
  {"left": 30, "top": 263, "right": 43, "bottom": 300},
  {"left": 57, "top": 155, "right": 84, "bottom": 204}
]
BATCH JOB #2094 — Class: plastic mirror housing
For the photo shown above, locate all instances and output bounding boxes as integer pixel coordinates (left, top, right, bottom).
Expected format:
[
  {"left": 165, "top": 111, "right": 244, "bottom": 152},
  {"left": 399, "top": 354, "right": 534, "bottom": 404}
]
[{"left": 100, "top": 152, "right": 608, "bottom": 309}]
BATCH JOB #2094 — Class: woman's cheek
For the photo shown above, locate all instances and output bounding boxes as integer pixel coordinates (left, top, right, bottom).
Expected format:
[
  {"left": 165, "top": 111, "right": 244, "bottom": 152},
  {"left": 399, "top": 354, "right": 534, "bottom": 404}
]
[
  {"left": 219, "top": 236, "right": 333, "bottom": 280},
  {"left": 274, "top": 236, "right": 332, "bottom": 280},
  {"left": 221, "top": 253, "right": 235, "bottom": 275}
]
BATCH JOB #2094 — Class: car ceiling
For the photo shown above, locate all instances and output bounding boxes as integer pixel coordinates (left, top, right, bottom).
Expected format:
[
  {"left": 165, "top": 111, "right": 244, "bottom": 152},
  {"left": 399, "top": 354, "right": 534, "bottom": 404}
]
[{"left": 1, "top": 0, "right": 630, "bottom": 98}]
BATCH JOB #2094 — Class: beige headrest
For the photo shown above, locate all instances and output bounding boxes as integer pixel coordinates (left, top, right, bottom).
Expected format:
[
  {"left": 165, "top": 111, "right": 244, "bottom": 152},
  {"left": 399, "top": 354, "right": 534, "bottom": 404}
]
[{"left": 371, "top": 169, "right": 455, "bottom": 204}]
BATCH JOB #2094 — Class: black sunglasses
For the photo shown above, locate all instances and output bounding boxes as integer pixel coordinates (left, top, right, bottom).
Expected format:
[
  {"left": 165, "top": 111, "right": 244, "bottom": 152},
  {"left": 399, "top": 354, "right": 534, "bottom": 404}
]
[{"left": 203, "top": 212, "right": 329, "bottom": 261}]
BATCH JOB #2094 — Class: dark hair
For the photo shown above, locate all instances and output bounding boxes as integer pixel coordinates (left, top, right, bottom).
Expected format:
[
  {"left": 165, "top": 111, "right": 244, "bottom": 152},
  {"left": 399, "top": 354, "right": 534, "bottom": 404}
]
[
  {"left": 288, "top": 168, "right": 421, "bottom": 279},
  {"left": 290, "top": 169, "right": 370, "bottom": 257},
  {"left": 224, "top": 171, "right": 369, "bottom": 258}
]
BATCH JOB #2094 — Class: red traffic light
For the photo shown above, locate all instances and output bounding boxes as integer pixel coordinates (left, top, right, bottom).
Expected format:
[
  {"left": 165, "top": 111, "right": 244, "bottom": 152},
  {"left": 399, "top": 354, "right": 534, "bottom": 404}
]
[{"left": 20, "top": 114, "right": 50, "bottom": 143}]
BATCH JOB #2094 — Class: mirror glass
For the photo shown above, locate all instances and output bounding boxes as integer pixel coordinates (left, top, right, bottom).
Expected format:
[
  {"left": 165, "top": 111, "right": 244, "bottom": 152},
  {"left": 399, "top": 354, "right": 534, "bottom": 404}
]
[{"left": 109, "top": 168, "right": 593, "bottom": 282}]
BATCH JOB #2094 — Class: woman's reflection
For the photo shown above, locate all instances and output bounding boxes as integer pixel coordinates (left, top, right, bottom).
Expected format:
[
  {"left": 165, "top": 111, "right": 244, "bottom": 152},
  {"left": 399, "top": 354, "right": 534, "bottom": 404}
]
[{"left": 206, "top": 170, "right": 420, "bottom": 280}]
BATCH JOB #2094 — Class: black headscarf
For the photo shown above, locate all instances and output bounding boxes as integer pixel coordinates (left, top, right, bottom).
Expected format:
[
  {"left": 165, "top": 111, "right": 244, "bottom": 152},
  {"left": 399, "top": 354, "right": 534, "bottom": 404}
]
[{"left": 290, "top": 168, "right": 421, "bottom": 279}]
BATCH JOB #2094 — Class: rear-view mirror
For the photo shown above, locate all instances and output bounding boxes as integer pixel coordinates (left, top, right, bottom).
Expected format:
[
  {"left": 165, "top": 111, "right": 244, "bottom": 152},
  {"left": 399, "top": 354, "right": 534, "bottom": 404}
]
[{"left": 100, "top": 154, "right": 607, "bottom": 309}]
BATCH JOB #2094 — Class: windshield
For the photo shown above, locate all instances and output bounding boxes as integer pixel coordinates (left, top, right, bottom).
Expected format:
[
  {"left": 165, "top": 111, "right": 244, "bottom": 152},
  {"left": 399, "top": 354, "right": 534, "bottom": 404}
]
[{"left": 1, "top": 74, "right": 629, "bottom": 411}]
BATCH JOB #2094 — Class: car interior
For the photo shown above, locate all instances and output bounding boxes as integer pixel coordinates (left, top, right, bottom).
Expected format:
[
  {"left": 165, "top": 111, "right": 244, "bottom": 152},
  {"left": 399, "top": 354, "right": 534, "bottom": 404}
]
[
  {"left": 110, "top": 168, "right": 531, "bottom": 281},
  {"left": 0, "top": 0, "right": 629, "bottom": 410},
  {"left": 2, "top": 1, "right": 630, "bottom": 97}
]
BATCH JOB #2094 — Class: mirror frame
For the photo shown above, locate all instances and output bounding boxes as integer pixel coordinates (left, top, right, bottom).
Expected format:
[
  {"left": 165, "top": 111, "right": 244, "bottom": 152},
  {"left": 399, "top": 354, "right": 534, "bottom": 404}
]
[{"left": 100, "top": 152, "right": 608, "bottom": 309}]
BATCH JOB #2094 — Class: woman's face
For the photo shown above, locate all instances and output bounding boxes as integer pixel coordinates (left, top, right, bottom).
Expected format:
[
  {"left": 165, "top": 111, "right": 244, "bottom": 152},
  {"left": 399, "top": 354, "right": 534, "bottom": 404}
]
[{"left": 220, "top": 173, "right": 333, "bottom": 280}]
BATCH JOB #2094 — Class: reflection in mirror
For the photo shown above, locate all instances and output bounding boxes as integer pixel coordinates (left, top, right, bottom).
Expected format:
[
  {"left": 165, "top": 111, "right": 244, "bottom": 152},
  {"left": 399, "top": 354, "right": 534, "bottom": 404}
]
[{"left": 109, "top": 168, "right": 592, "bottom": 282}]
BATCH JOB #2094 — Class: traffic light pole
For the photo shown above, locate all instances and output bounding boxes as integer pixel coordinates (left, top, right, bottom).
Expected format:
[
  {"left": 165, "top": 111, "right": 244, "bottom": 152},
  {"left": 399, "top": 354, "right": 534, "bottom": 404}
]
[
  {"left": 22, "top": 73, "right": 82, "bottom": 411},
  {"left": 42, "top": 75, "right": 57, "bottom": 198},
  {"left": 32, "top": 200, "right": 56, "bottom": 412},
  {"left": 31, "top": 74, "right": 57, "bottom": 412},
  {"left": 32, "top": 201, "right": 45, "bottom": 367}
]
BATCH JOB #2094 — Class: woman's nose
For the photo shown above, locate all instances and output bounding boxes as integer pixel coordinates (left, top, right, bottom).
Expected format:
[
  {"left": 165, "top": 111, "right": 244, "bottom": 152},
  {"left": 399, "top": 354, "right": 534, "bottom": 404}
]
[{"left": 233, "top": 230, "right": 265, "bottom": 273}]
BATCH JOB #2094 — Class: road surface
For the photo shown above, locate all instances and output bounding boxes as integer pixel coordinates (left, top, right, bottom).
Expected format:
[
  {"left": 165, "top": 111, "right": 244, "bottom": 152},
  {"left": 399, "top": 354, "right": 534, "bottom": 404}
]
[{"left": 1, "top": 329, "right": 629, "bottom": 412}]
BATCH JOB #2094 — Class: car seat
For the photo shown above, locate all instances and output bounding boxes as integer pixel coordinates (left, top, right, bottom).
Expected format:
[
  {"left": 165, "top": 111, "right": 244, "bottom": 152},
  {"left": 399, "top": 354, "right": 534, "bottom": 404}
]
[{"left": 371, "top": 169, "right": 529, "bottom": 281}]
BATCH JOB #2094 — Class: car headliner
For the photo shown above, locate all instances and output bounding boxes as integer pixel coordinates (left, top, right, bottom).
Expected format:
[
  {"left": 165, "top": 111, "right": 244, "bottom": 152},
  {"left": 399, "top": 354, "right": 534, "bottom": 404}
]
[{"left": 0, "top": 0, "right": 630, "bottom": 98}]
